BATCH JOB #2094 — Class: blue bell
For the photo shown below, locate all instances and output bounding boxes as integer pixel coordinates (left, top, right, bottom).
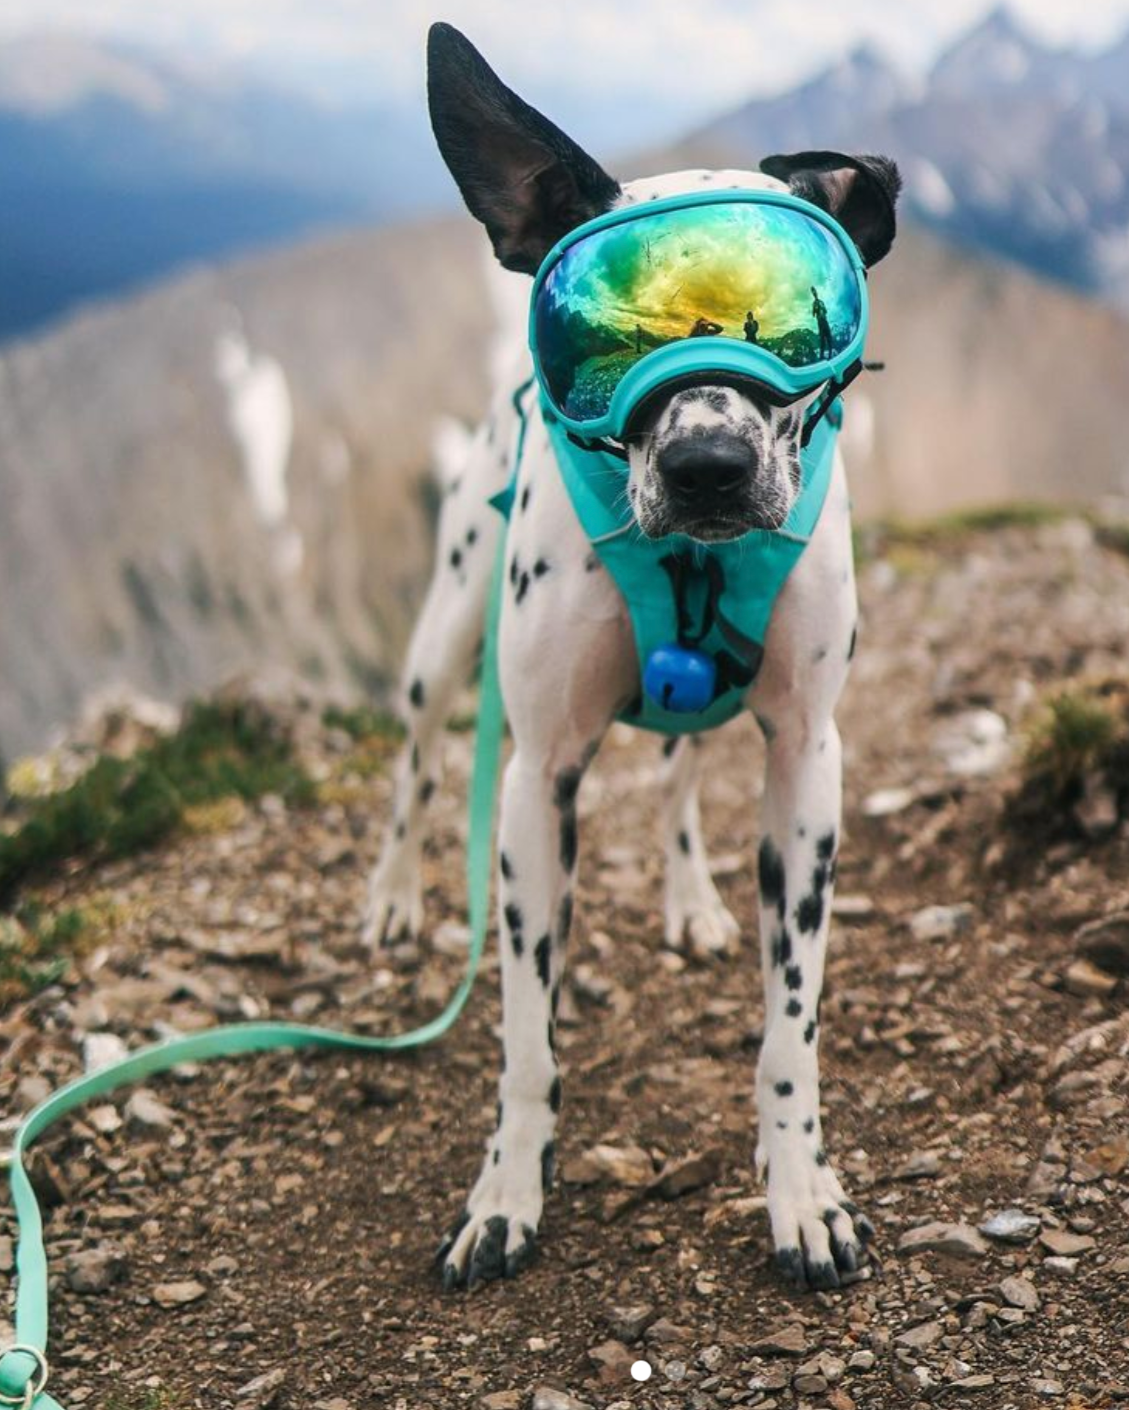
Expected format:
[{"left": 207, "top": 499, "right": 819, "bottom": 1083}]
[{"left": 643, "top": 644, "right": 716, "bottom": 713}]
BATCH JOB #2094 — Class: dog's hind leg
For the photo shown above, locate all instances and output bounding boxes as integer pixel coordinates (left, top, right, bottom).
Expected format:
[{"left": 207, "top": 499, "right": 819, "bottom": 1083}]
[
  {"left": 363, "top": 418, "right": 506, "bottom": 948},
  {"left": 661, "top": 735, "right": 740, "bottom": 957}
]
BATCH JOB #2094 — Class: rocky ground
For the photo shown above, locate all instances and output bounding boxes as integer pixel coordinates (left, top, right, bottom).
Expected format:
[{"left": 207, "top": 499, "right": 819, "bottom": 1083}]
[{"left": 3, "top": 516, "right": 1129, "bottom": 1410}]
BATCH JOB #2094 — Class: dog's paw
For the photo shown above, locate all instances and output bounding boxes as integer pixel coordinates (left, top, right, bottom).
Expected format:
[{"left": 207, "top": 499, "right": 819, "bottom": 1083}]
[
  {"left": 361, "top": 853, "right": 423, "bottom": 948},
  {"left": 665, "top": 892, "right": 741, "bottom": 958},
  {"left": 437, "top": 1209, "right": 539, "bottom": 1289},
  {"left": 763, "top": 1148, "right": 875, "bottom": 1291}
]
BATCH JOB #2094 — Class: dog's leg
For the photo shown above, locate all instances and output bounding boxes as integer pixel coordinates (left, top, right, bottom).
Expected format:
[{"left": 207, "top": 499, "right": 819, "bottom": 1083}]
[
  {"left": 661, "top": 736, "right": 740, "bottom": 956},
  {"left": 363, "top": 418, "right": 509, "bottom": 947},
  {"left": 747, "top": 456, "right": 873, "bottom": 1290},
  {"left": 439, "top": 419, "right": 636, "bottom": 1287}
]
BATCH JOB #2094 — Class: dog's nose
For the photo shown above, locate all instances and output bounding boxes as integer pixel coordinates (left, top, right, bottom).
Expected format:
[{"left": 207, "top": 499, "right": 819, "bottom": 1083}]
[{"left": 655, "top": 432, "right": 753, "bottom": 505}]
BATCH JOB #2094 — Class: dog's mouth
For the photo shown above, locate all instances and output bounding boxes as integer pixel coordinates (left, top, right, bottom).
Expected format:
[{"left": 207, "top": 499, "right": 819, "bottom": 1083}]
[{"left": 637, "top": 503, "right": 789, "bottom": 542}]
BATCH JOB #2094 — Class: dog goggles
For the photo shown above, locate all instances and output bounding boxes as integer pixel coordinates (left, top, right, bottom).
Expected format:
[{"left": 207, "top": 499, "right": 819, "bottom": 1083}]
[{"left": 530, "top": 189, "right": 869, "bottom": 440}]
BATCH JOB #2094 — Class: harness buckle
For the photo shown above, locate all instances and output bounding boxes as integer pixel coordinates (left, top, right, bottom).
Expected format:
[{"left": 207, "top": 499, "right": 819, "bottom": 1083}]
[{"left": 0, "top": 1346, "right": 49, "bottom": 1407}]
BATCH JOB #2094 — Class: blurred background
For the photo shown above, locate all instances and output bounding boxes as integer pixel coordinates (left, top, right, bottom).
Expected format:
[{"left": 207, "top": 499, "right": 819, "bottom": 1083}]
[{"left": 4, "top": 0, "right": 1129, "bottom": 760}]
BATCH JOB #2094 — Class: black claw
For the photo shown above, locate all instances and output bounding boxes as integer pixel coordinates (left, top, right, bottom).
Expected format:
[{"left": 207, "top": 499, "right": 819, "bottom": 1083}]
[
  {"left": 840, "top": 1200, "right": 876, "bottom": 1246},
  {"left": 467, "top": 1214, "right": 508, "bottom": 1288},
  {"left": 823, "top": 1211, "right": 860, "bottom": 1273},
  {"left": 805, "top": 1257, "right": 841, "bottom": 1291},
  {"left": 441, "top": 1260, "right": 460, "bottom": 1291},
  {"left": 504, "top": 1223, "right": 538, "bottom": 1278},
  {"left": 435, "top": 1209, "right": 470, "bottom": 1268},
  {"left": 774, "top": 1246, "right": 805, "bottom": 1289}
]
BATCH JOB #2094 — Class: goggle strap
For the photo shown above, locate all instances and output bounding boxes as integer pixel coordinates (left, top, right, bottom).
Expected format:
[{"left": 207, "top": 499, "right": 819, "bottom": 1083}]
[
  {"left": 566, "top": 429, "right": 630, "bottom": 462},
  {"left": 801, "top": 358, "right": 864, "bottom": 448}
]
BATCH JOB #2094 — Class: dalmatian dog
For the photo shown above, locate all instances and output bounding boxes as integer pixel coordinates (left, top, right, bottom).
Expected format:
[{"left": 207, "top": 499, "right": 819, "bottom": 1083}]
[{"left": 364, "top": 22, "right": 899, "bottom": 1292}]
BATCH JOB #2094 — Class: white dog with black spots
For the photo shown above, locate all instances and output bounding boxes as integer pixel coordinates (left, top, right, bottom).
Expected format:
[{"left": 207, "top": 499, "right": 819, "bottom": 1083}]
[{"left": 364, "top": 22, "right": 899, "bottom": 1293}]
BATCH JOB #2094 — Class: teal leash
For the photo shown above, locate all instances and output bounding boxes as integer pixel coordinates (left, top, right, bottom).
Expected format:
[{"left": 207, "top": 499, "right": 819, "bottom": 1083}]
[{"left": 0, "top": 534, "right": 510, "bottom": 1410}]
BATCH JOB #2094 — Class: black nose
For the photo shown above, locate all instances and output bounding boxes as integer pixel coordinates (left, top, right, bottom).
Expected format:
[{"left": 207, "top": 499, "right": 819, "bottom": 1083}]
[{"left": 655, "top": 432, "right": 754, "bottom": 506}]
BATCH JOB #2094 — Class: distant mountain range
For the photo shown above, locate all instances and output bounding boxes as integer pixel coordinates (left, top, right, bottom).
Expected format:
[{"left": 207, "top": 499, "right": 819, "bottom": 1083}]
[
  {"left": 677, "top": 7, "right": 1129, "bottom": 309},
  {"left": 0, "top": 34, "right": 450, "bottom": 341}
]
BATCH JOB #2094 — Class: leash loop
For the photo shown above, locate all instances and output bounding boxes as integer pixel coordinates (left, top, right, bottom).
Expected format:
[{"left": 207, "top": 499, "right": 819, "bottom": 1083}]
[{"left": 0, "top": 1347, "right": 48, "bottom": 1407}]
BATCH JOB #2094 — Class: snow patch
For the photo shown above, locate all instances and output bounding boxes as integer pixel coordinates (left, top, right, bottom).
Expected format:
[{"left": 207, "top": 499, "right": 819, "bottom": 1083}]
[{"left": 912, "top": 159, "right": 956, "bottom": 217}]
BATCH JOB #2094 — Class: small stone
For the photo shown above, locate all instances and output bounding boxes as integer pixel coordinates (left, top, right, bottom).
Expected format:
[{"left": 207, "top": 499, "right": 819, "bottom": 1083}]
[
  {"left": 1088, "top": 1136, "right": 1129, "bottom": 1176},
  {"left": 606, "top": 1304, "right": 655, "bottom": 1342},
  {"left": 827, "top": 1392, "right": 856, "bottom": 1410},
  {"left": 908, "top": 903, "right": 973, "bottom": 942},
  {"left": 1039, "top": 1228, "right": 1095, "bottom": 1257},
  {"left": 893, "top": 1150, "right": 941, "bottom": 1180},
  {"left": 645, "top": 1318, "right": 691, "bottom": 1345},
  {"left": 1063, "top": 959, "right": 1119, "bottom": 998},
  {"left": 478, "top": 1395, "right": 521, "bottom": 1410},
  {"left": 895, "top": 1320, "right": 944, "bottom": 1351},
  {"left": 65, "top": 1246, "right": 127, "bottom": 1294},
  {"left": 532, "top": 1390, "right": 593, "bottom": 1410},
  {"left": 897, "top": 1221, "right": 987, "bottom": 1258},
  {"left": 848, "top": 1350, "right": 876, "bottom": 1371},
  {"left": 561, "top": 1144, "right": 653, "bottom": 1188},
  {"left": 88, "top": 1105, "right": 123, "bottom": 1135},
  {"left": 125, "top": 1089, "right": 176, "bottom": 1130},
  {"left": 152, "top": 1279, "right": 207, "bottom": 1308},
  {"left": 699, "top": 1345, "right": 724, "bottom": 1371},
  {"left": 586, "top": 1341, "right": 633, "bottom": 1386},
  {"left": 749, "top": 1325, "right": 808, "bottom": 1357},
  {"left": 933, "top": 708, "right": 1009, "bottom": 775},
  {"left": 793, "top": 1374, "right": 828, "bottom": 1395},
  {"left": 998, "top": 1275, "right": 1040, "bottom": 1311},
  {"left": 979, "top": 1208, "right": 1040, "bottom": 1244},
  {"left": 1032, "top": 1380, "right": 1064, "bottom": 1398},
  {"left": 235, "top": 1368, "right": 287, "bottom": 1407},
  {"left": 1075, "top": 912, "right": 1129, "bottom": 976},
  {"left": 1042, "top": 1256, "right": 1078, "bottom": 1275},
  {"left": 650, "top": 1147, "right": 722, "bottom": 1198},
  {"left": 82, "top": 1032, "right": 130, "bottom": 1072},
  {"left": 952, "top": 1375, "right": 996, "bottom": 1390},
  {"left": 862, "top": 786, "right": 918, "bottom": 817}
]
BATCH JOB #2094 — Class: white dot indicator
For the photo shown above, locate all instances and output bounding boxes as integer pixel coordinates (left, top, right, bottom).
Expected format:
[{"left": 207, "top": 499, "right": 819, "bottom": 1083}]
[{"left": 631, "top": 1359, "right": 653, "bottom": 1382}]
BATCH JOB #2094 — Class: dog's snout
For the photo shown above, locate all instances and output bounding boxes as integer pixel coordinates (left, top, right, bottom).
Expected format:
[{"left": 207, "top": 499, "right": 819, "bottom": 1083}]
[{"left": 655, "top": 432, "right": 754, "bottom": 505}]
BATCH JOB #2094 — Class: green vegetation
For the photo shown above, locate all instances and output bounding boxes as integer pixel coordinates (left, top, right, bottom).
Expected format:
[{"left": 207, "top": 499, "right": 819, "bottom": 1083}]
[
  {"left": 0, "top": 701, "right": 314, "bottom": 908},
  {"left": 322, "top": 703, "right": 405, "bottom": 742},
  {"left": 104, "top": 1388, "right": 182, "bottom": 1410},
  {"left": 854, "top": 502, "right": 1073, "bottom": 566},
  {"left": 0, "top": 904, "right": 87, "bottom": 1003},
  {"left": 1022, "top": 682, "right": 1125, "bottom": 794}
]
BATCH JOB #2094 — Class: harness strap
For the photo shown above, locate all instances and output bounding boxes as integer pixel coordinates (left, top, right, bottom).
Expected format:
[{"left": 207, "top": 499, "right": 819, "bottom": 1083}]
[{"left": 0, "top": 539, "right": 512, "bottom": 1409}]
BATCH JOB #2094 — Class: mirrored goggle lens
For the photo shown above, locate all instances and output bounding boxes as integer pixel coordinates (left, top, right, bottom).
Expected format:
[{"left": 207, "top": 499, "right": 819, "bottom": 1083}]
[{"left": 534, "top": 201, "right": 862, "bottom": 424}]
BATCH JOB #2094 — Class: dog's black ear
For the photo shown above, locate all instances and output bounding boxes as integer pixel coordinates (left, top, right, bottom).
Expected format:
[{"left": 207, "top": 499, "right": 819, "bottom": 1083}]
[
  {"left": 759, "top": 151, "right": 901, "bottom": 267},
  {"left": 427, "top": 22, "right": 620, "bottom": 274}
]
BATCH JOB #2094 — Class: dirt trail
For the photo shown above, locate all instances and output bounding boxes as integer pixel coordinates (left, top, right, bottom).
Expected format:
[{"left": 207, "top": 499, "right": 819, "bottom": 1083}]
[{"left": 3, "top": 517, "right": 1129, "bottom": 1410}]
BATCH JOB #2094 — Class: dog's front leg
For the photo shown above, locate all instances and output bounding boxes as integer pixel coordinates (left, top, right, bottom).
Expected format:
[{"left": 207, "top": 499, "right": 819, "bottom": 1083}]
[{"left": 438, "top": 424, "right": 636, "bottom": 1288}]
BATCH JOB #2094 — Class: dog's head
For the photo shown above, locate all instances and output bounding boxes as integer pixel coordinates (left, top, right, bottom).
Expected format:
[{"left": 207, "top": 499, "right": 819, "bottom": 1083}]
[{"left": 428, "top": 22, "right": 900, "bottom": 542}]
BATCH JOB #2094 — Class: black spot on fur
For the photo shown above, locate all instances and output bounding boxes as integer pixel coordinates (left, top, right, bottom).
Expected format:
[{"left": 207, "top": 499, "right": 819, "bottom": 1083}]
[
  {"left": 466, "top": 526, "right": 478, "bottom": 545},
  {"left": 557, "top": 892, "right": 573, "bottom": 946},
  {"left": 515, "top": 570, "right": 531, "bottom": 604},
  {"left": 776, "top": 1120, "right": 788, "bottom": 1130},
  {"left": 500, "top": 851, "right": 514, "bottom": 881},
  {"left": 409, "top": 678, "right": 425, "bottom": 709},
  {"left": 504, "top": 902, "right": 524, "bottom": 957},
  {"left": 550, "top": 981, "right": 561, "bottom": 1018},
  {"left": 547, "top": 1019, "right": 556, "bottom": 1054},
  {"left": 797, "top": 832, "right": 837, "bottom": 934},
  {"left": 678, "top": 829, "right": 691, "bottom": 855},
  {"left": 771, "top": 927, "right": 793, "bottom": 968},
  {"left": 496, "top": 1099, "right": 503, "bottom": 1127},
  {"left": 533, "top": 558, "right": 550, "bottom": 578},
  {"left": 816, "top": 832, "right": 836, "bottom": 862},
  {"left": 419, "top": 779, "right": 435, "bottom": 805},
  {"left": 758, "top": 838, "right": 787, "bottom": 919},
  {"left": 803, "top": 1117, "right": 815, "bottom": 1134},
  {"left": 560, "top": 813, "right": 578, "bottom": 873},
  {"left": 662, "top": 736, "right": 679, "bottom": 759},
  {"left": 786, "top": 997, "right": 802, "bottom": 1018},
  {"left": 848, "top": 624, "right": 858, "bottom": 661},
  {"left": 410, "top": 743, "right": 420, "bottom": 773},
  {"left": 520, "top": 484, "right": 531, "bottom": 513},
  {"left": 540, "top": 1140, "right": 555, "bottom": 1193},
  {"left": 554, "top": 768, "right": 582, "bottom": 810},
  {"left": 549, "top": 1075, "right": 562, "bottom": 1113},
  {"left": 816, "top": 1148, "right": 828, "bottom": 1167},
  {"left": 784, "top": 964, "right": 803, "bottom": 991},
  {"left": 534, "top": 933, "right": 552, "bottom": 987},
  {"left": 493, "top": 1148, "right": 500, "bottom": 1165},
  {"left": 585, "top": 552, "right": 601, "bottom": 573},
  {"left": 774, "top": 1081, "right": 794, "bottom": 1097},
  {"left": 804, "top": 1020, "right": 818, "bottom": 1045},
  {"left": 449, "top": 547, "right": 463, "bottom": 570},
  {"left": 395, "top": 821, "right": 406, "bottom": 841},
  {"left": 509, "top": 556, "right": 519, "bottom": 586}
]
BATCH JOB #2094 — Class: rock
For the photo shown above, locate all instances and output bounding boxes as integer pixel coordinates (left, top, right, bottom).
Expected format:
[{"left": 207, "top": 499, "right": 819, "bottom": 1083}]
[
  {"left": 793, "top": 1373, "right": 828, "bottom": 1395},
  {"left": 908, "top": 904, "right": 973, "bottom": 942},
  {"left": 827, "top": 1392, "right": 856, "bottom": 1410},
  {"left": 848, "top": 1350, "right": 876, "bottom": 1371},
  {"left": 235, "top": 1368, "right": 287, "bottom": 1407},
  {"left": 1073, "top": 775, "right": 1120, "bottom": 837},
  {"left": 862, "top": 786, "right": 918, "bottom": 817},
  {"left": 952, "top": 1375, "right": 996, "bottom": 1390},
  {"left": 1042, "top": 1256, "right": 1078, "bottom": 1275},
  {"left": 897, "top": 1221, "right": 987, "bottom": 1258},
  {"left": 832, "top": 893, "right": 876, "bottom": 919},
  {"left": 933, "top": 708, "right": 1010, "bottom": 776},
  {"left": 82, "top": 1032, "right": 130, "bottom": 1073},
  {"left": 605, "top": 1305, "right": 655, "bottom": 1342},
  {"left": 478, "top": 1395, "right": 522, "bottom": 1410},
  {"left": 645, "top": 1319, "right": 691, "bottom": 1345},
  {"left": 650, "top": 1147, "right": 722, "bottom": 1199},
  {"left": 152, "top": 1279, "right": 207, "bottom": 1308},
  {"left": 998, "top": 1275, "right": 1040, "bottom": 1311},
  {"left": 1032, "top": 1380, "right": 1065, "bottom": 1398},
  {"left": 1075, "top": 913, "right": 1129, "bottom": 976},
  {"left": 125, "top": 1089, "right": 176, "bottom": 1130},
  {"left": 88, "top": 1105, "right": 123, "bottom": 1135},
  {"left": 979, "top": 1208, "right": 1040, "bottom": 1244},
  {"left": 1063, "top": 959, "right": 1119, "bottom": 998},
  {"left": 893, "top": 1150, "right": 941, "bottom": 1180},
  {"left": 895, "top": 1320, "right": 944, "bottom": 1351},
  {"left": 1039, "top": 1228, "right": 1095, "bottom": 1257},
  {"left": 561, "top": 1144, "right": 653, "bottom": 1188},
  {"left": 1087, "top": 1136, "right": 1129, "bottom": 1176},
  {"left": 749, "top": 1324, "right": 808, "bottom": 1357},
  {"left": 0, "top": 1238, "right": 11, "bottom": 1273},
  {"left": 64, "top": 1246, "right": 127, "bottom": 1294},
  {"left": 586, "top": 1340, "right": 634, "bottom": 1385},
  {"left": 532, "top": 1390, "right": 593, "bottom": 1410},
  {"left": 699, "top": 1345, "right": 724, "bottom": 1371}
]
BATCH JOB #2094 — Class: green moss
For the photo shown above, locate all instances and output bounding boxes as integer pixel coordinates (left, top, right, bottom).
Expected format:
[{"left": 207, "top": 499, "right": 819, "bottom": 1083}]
[
  {"left": 1023, "top": 688, "right": 1120, "bottom": 793},
  {"left": 0, "top": 701, "right": 314, "bottom": 907},
  {"left": 0, "top": 904, "right": 90, "bottom": 1003},
  {"left": 104, "top": 1389, "right": 182, "bottom": 1410},
  {"left": 322, "top": 704, "right": 405, "bottom": 743}
]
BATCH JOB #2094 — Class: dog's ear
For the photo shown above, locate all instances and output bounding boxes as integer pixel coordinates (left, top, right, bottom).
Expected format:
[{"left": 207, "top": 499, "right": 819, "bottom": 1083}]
[
  {"left": 427, "top": 22, "right": 620, "bottom": 274},
  {"left": 759, "top": 152, "right": 901, "bottom": 267}
]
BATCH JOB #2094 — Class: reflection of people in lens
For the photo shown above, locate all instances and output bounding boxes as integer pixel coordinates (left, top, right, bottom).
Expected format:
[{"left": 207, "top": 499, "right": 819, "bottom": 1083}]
[
  {"left": 811, "top": 286, "right": 833, "bottom": 359},
  {"left": 690, "top": 317, "right": 723, "bottom": 337},
  {"left": 743, "top": 309, "right": 760, "bottom": 343}
]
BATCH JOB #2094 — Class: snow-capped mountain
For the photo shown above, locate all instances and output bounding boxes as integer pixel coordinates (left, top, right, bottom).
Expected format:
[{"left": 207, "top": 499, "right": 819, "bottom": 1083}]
[{"left": 687, "top": 5, "right": 1129, "bottom": 308}]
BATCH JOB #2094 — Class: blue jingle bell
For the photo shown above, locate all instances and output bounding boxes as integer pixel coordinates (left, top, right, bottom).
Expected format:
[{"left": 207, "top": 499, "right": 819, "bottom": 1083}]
[{"left": 642, "top": 644, "right": 717, "bottom": 713}]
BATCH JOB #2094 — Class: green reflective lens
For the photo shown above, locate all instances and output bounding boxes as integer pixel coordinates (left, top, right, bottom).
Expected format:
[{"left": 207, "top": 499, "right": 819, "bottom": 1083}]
[{"left": 534, "top": 200, "right": 862, "bottom": 425}]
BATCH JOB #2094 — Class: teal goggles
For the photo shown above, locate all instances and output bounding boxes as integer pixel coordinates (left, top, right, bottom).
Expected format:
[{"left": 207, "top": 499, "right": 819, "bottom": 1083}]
[{"left": 529, "top": 188, "right": 869, "bottom": 441}]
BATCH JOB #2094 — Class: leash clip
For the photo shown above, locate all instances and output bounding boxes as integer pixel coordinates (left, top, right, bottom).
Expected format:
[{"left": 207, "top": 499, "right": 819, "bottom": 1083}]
[{"left": 0, "top": 1346, "right": 49, "bottom": 1408}]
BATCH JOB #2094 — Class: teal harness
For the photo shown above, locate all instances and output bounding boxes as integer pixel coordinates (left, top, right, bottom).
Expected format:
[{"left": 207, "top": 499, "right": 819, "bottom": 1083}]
[{"left": 497, "top": 390, "right": 841, "bottom": 735}]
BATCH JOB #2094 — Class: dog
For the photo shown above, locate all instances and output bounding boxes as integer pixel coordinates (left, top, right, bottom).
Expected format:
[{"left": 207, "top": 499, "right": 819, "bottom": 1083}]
[{"left": 363, "top": 21, "right": 900, "bottom": 1292}]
